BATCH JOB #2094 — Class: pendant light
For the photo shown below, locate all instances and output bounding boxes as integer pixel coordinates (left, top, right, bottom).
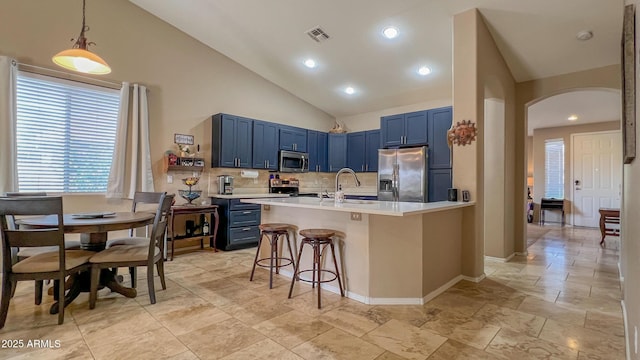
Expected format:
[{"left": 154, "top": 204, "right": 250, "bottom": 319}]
[{"left": 52, "top": 0, "right": 111, "bottom": 75}]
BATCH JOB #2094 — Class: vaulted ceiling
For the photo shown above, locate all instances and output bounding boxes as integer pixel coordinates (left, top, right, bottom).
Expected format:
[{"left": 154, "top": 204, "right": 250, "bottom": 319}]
[{"left": 130, "top": 0, "right": 623, "bottom": 128}]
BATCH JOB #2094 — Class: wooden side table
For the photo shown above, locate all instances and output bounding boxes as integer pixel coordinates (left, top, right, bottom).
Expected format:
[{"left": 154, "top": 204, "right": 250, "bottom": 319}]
[
  {"left": 168, "top": 204, "right": 219, "bottom": 260},
  {"left": 598, "top": 208, "right": 620, "bottom": 245}
]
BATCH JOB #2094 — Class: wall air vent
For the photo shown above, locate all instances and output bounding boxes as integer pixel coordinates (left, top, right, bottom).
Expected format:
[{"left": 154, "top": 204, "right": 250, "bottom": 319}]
[{"left": 306, "top": 26, "right": 330, "bottom": 43}]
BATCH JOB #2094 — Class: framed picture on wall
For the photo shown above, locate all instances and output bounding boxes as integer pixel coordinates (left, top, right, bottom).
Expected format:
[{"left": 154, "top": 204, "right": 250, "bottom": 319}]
[{"left": 622, "top": 4, "right": 636, "bottom": 164}]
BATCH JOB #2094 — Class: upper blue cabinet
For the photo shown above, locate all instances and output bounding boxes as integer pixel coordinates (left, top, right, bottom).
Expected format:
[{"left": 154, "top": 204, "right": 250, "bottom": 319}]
[
  {"left": 380, "top": 111, "right": 428, "bottom": 148},
  {"left": 307, "top": 130, "right": 328, "bottom": 172},
  {"left": 328, "top": 133, "right": 347, "bottom": 172},
  {"left": 347, "top": 130, "right": 379, "bottom": 172},
  {"left": 428, "top": 107, "right": 453, "bottom": 169},
  {"left": 279, "top": 125, "right": 308, "bottom": 152},
  {"left": 211, "top": 113, "right": 253, "bottom": 168},
  {"left": 252, "top": 120, "right": 279, "bottom": 170}
]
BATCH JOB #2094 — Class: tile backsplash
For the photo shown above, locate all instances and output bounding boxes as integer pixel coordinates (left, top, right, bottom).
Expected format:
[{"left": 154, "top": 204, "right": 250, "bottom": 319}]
[{"left": 159, "top": 167, "right": 377, "bottom": 204}]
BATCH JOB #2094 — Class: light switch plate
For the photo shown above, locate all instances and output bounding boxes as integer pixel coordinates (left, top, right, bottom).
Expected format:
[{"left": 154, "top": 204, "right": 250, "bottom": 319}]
[{"left": 167, "top": 175, "right": 173, "bottom": 184}]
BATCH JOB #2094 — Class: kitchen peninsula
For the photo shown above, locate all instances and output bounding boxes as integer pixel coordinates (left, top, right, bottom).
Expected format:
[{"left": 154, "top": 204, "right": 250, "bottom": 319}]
[{"left": 241, "top": 197, "right": 475, "bottom": 305}]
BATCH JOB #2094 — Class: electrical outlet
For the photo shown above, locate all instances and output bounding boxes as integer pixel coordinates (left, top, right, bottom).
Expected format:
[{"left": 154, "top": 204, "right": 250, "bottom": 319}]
[
  {"left": 167, "top": 175, "right": 173, "bottom": 184},
  {"left": 350, "top": 212, "right": 361, "bottom": 221},
  {"left": 193, "top": 171, "right": 199, "bottom": 177},
  {"left": 263, "top": 205, "right": 270, "bottom": 211}
]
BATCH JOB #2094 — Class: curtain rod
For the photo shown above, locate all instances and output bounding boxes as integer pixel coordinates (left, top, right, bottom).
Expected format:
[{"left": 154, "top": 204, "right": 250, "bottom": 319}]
[{"left": 17, "top": 62, "right": 122, "bottom": 90}]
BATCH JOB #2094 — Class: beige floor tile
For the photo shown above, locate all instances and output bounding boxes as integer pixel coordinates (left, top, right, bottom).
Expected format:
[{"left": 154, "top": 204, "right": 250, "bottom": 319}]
[
  {"left": 516, "top": 296, "right": 586, "bottom": 326},
  {"left": 373, "top": 305, "right": 440, "bottom": 327},
  {"left": 178, "top": 318, "right": 266, "bottom": 360},
  {"left": 146, "top": 295, "right": 231, "bottom": 335},
  {"left": 584, "top": 311, "right": 625, "bottom": 337},
  {"left": 539, "top": 319, "right": 625, "bottom": 359},
  {"left": 77, "top": 306, "right": 162, "bottom": 350},
  {"left": 472, "top": 303, "right": 546, "bottom": 337},
  {"left": 373, "top": 351, "right": 409, "bottom": 360},
  {"left": 293, "top": 328, "right": 384, "bottom": 360},
  {"left": 362, "top": 319, "right": 447, "bottom": 360},
  {"left": 420, "top": 308, "right": 500, "bottom": 349},
  {"left": 221, "top": 339, "right": 302, "bottom": 360},
  {"left": 427, "top": 291, "right": 486, "bottom": 317},
  {"left": 90, "top": 327, "right": 188, "bottom": 360},
  {"left": 219, "top": 293, "right": 293, "bottom": 326},
  {"left": 428, "top": 339, "right": 509, "bottom": 360},
  {"left": 486, "top": 328, "right": 578, "bottom": 359},
  {"left": 319, "top": 302, "right": 389, "bottom": 337},
  {"left": 555, "top": 293, "right": 623, "bottom": 316},
  {"left": 252, "top": 310, "right": 334, "bottom": 349}
]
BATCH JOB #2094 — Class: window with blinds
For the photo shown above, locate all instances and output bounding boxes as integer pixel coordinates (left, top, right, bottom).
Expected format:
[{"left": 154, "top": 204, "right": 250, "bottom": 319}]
[
  {"left": 16, "top": 72, "right": 120, "bottom": 193},
  {"left": 544, "top": 138, "right": 564, "bottom": 198}
]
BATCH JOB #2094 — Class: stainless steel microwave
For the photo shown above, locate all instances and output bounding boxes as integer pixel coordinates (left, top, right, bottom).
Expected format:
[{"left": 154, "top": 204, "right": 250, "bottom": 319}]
[{"left": 279, "top": 150, "right": 309, "bottom": 173}]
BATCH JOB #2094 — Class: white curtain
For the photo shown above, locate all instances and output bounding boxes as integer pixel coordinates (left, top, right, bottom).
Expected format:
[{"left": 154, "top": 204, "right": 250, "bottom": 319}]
[
  {"left": 0, "top": 56, "right": 18, "bottom": 194},
  {"left": 106, "top": 82, "right": 154, "bottom": 199}
]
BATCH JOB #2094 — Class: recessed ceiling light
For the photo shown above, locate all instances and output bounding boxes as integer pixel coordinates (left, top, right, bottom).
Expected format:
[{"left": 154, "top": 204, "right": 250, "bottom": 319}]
[
  {"left": 417, "top": 66, "right": 432, "bottom": 76},
  {"left": 568, "top": 114, "right": 579, "bottom": 121},
  {"left": 303, "top": 59, "right": 316, "bottom": 68},
  {"left": 576, "top": 30, "right": 593, "bottom": 41},
  {"left": 344, "top": 86, "right": 355, "bottom": 95},
  {"left": 382, "top": 26, "right": 398, "bottom": 39}
]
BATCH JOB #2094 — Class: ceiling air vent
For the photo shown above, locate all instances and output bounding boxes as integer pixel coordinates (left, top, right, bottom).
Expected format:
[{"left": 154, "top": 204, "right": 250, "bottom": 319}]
[{"left": 306, "top": 26, "right": 330, "bottom": 43}]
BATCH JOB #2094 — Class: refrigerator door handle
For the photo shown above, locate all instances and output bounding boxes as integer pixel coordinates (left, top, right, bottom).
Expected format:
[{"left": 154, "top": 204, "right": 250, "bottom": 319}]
[{"left": 393, "top": 164, "right": 400, "bottom": 201}]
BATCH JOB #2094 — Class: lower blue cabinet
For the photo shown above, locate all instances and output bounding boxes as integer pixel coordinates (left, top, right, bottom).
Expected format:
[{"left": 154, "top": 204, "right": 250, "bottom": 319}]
[
  {"left": 211, "top": 198, "right": 261, "bottom": 250},
  {"left": 428, "top": 169, "right": 452, "bottom": 202}
]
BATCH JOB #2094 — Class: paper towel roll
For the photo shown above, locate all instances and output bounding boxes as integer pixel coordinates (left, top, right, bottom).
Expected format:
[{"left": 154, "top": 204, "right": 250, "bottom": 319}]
[{"left": 240, "top": 170, "right": 259, "bottom": 178}]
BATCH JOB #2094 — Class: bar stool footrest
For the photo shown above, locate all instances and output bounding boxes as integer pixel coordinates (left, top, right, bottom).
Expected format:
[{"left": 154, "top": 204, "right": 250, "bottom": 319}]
[
  {"left": 254, "top": 257, "right": 294, "bottom": 269},
  {"left": 295, "top": 269, "right": 339, "bottom": 284}
]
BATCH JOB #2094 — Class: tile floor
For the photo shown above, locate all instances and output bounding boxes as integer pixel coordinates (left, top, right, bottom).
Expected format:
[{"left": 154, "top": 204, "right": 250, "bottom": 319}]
[{"left": 0, "top": 224, "right": 625, "bottom": 359}]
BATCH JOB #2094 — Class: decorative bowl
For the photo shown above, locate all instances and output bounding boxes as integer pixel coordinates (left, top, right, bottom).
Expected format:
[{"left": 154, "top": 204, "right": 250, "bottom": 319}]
[
  {"left": 178, "top": 190, "right": 202, "bottom": 204},
  {"left": 182, "top": 177, "right": 200, "bottom": 186}
]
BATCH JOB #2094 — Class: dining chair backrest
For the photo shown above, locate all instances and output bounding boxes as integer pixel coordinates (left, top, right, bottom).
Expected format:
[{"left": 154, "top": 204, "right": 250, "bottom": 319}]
[
  {"left": 130, "top": 192, "right": 167, "bottom": 237},
  {"left": 0, "top": 197, "right": 65, "bottom": 272},
  {"left": 147, "top": 194, "right": 174, "bottom": 259},
  {"left": 4, "top": 192, "right": 48, "bottom": 230}
]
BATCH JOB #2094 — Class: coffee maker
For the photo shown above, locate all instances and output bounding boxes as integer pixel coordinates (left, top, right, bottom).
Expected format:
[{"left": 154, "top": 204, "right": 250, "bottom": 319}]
[{"left": 217, "top": 175, "right": 233, "bottom": 194}]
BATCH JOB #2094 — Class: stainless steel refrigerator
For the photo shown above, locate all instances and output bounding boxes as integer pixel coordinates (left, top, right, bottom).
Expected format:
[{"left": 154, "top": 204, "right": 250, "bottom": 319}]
[{"left": 377, "top": 146, "right": 428, "bottom": 202}]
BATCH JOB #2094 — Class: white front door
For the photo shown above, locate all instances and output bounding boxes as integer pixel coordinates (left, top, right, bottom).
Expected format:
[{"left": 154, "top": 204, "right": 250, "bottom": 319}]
[{"left": 572, "top": 131, "right": 622, "bottom": 227}]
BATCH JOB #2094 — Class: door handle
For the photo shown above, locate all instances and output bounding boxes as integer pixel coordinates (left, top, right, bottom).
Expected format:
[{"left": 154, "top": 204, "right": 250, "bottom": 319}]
[{"left": 366, "top": 164, "right": 368, "bottom": 172}]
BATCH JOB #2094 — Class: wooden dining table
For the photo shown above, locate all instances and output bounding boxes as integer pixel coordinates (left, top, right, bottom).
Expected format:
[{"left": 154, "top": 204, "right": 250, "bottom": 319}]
[{"left": 18, "top": 211, "right": 155, "bottom": 314}]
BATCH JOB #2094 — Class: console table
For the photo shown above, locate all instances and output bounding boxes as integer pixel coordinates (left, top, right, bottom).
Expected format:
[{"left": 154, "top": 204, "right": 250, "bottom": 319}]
[
  {"left": 168, "top": 204, "right": 219, "bottom": 260},
  {"left": 540, "top": 198, "right": 565, "bottom": 226},
  {"left": 598, "top": 208, "right": 620, "bottom": 245}
]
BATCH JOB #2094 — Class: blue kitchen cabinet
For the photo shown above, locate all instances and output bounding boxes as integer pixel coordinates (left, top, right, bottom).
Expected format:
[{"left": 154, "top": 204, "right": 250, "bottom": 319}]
[
  {"left": 211, "top": 113, "right": 253, "bottom": 168},
  {"left": 279, "top": 125, "right": 307, "bottom": 152},
  {"left": 429, "top": 168, "right": 452, "bottom": 202},
  {"left": 380, "top": 114, "right": 404, "bottom": 147},
  {"left": 308, "top": 130, "right": 328, "bottom": 172},
  {"left": 347, "top": 130, "right": 379, "bottom": 172},
  {"left": 428, "top": 107, "right": 452, "bottom": 169},
  {"left": 328, "top": 133, "right": 347, "bottom": 172},
  {"left": 252, "top": 120, "right": 279, "bottom": 170},
  {"left": 380, "top": 111, "right": 427, "bottom": 148},
  {"left": 347, "top": 131, "right": 366, "bottom": 171},
  {"left": 211, "top": 198, "right": 261, "bottom": 251},
  {"left": 365, "top": 130, "right": 380, "bottom": 172}
]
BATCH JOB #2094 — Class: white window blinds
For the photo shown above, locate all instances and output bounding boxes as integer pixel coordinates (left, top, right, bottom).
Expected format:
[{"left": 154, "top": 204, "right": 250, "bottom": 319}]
[
  {"left": 544, "top": 139, "right": 564, "bottom": 198},
  {"left": 15, "top": 72, "right": 120, "bottom": 193}
]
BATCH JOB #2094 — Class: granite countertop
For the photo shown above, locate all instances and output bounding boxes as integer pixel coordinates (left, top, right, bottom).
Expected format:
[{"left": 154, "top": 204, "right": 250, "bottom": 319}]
[
  {"left": 241, "top": 197, "right": 475, "bottom": 216},
  {"left": 209, "top": 193, "right": 291, "bottom": 199}
]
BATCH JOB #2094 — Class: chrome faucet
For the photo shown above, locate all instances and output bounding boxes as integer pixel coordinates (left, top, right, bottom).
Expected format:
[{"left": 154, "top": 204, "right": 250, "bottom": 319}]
[{"left": 335, "top": 168, "right": 361, "bottom": 193}]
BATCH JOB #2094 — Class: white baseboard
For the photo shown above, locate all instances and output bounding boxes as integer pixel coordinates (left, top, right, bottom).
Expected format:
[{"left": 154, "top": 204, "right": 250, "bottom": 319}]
[
  {"left": 622, "top": 300, "right": 631, "bottom": 360},
  {"left": 462, "top": 273, "right": 486, "bottom": 283},
  {"left": 618, "top": 262, "right": 625, "bottom": 290},
  {"left": 485, "top": 253, "right": 515, "bottom": 262},
  {"left": 421, "top": 275, "right": 464, "bottom": 304}
]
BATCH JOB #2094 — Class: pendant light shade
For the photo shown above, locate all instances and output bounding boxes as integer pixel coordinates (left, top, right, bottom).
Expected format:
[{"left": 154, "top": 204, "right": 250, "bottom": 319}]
[{"left": 52, "top": 0, "right": 111, "bottom": 75}]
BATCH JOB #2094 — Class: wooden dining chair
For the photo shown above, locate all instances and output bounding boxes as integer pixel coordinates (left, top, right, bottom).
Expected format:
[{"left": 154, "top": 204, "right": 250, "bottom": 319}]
[
  {"left": 89, "top": 193, "right": 174, "bottom": 308},
  {"left": 5, "top": 192, "right": 81, "bottom": 304},
  {"left": 106, "top": 191, "right": 168, "bottom": 287},
  {"left": 0, "top": 196, "right": 94, "bottom": 328}
]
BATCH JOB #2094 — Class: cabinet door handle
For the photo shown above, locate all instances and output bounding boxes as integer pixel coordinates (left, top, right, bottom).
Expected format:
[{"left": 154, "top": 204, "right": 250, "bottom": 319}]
[
  {"left": 366, "top": 164, "right": 369, "bottom": 172},
  {"left": 242, "top": 211, "right": 252, "bottom": 214},
  {"left": 361, "top": 164, "right": 364, "bottom": 171},
  {"left": 267, "top": 160, "right": 270, "bottom": 168},
  {"left": 241, "top": 227, "right": 251, "bottom": 231}
]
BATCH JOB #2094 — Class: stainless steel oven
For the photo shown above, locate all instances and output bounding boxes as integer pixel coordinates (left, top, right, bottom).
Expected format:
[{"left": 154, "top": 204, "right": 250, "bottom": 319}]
[{"left": 278, "top": 150, "right": 309, "bottom": 173}]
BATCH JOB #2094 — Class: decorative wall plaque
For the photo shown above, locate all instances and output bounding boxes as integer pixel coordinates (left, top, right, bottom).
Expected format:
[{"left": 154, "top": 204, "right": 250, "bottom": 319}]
[
  {"left": 447, "top": 120, "right": 478, "bottom": 147},
  {"left": 174, "top": 133, "right": 194, "bottom": 145}
]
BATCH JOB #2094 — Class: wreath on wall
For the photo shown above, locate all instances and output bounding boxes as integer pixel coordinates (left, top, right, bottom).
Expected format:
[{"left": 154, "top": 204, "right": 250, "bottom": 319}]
[{"left": 447, "top": 120, "right": 478, "bottom": 147}]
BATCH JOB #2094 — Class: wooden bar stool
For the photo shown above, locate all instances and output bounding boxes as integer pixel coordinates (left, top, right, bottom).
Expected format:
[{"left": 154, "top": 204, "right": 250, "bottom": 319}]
[
  {"left": 250, "top": 223, "right": 296, "bottom": 289},
  {"left": 288, "top": 228, "right": 344, "bottom": 308}
]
